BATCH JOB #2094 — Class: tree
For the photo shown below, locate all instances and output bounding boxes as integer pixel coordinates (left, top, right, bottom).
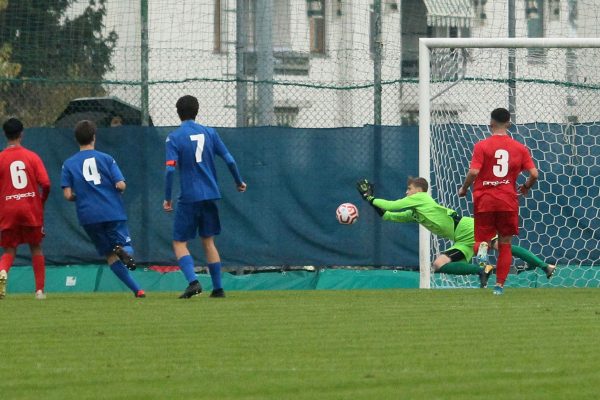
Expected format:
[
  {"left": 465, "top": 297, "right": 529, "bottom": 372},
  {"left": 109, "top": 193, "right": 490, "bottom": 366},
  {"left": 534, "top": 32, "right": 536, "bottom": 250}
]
[{"left": 0, "top": 0, "right": 117, "bottom": 126}]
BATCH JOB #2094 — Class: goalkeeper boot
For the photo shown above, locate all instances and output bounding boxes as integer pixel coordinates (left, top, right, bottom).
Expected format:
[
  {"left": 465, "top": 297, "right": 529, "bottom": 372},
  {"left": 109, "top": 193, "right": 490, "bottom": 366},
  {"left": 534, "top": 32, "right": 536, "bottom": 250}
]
[
  {"left": 478, "top": 264, "right": 494, "bottom": 288},
  {"left": 135, "top": 290, "right": 146, "bottom": 298},
  {"left": 178, "top": 280, "right": 202, "bottom": 299},
  {"left": 545, "top": 264, "right": 557, "bottom": 279},
  {"left": 476, "top": 242, "right": 489, "bottom": 268},
  {"left": 0, "top": 270, "right": 7, "bottom": 299},
  {"left": 492, "top": 284, "right": 504, "bottom": 296},
  {"left": 113, "top": 245, "right": 136, "bottom": 271},
  {"left": 35, "top": 290, "right": 46, "bottom": 300},
  {"left": 209, "top": 288, "right": 226, "bottom": 298}
]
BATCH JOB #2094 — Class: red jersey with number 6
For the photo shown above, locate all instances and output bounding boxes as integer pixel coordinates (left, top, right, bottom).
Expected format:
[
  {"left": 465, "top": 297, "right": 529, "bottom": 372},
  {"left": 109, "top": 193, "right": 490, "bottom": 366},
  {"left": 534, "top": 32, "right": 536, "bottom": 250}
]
[
  {"left": 0, "top": 146, "right": 50, "bottom": 230},
  {"left": 469, "top": 134, "right": 535, "bottom": 213}
]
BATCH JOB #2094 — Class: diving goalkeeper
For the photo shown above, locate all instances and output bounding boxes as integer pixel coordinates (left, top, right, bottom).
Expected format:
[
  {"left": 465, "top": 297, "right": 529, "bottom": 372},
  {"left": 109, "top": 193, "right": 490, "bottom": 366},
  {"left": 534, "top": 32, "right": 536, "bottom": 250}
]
[{"left": 357, "top": 177, "right": 555, "bottom": 286}]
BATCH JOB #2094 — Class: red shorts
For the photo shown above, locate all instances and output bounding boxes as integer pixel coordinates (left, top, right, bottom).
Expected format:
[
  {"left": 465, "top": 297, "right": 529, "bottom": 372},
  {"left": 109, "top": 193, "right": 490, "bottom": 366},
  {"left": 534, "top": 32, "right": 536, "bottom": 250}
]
[
  {"left": 474, "top": 212, "right": 518, "bottom": 242},
  {"left": 0, "top": 226, "right": 45, "bottom": 248}
]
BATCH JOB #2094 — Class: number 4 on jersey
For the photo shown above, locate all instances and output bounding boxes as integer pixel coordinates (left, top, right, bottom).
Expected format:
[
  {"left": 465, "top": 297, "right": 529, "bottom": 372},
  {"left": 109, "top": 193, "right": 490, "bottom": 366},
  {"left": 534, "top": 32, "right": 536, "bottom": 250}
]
[{"left": 83, "top": 157, "right": 101, "bottom": 185}]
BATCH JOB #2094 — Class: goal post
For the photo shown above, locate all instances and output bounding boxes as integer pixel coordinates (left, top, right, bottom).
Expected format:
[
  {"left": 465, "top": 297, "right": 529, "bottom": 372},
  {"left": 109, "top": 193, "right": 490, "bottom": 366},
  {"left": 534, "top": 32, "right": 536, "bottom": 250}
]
[{"left": 418, "top": 37, "right": 600, "bottom": 289}]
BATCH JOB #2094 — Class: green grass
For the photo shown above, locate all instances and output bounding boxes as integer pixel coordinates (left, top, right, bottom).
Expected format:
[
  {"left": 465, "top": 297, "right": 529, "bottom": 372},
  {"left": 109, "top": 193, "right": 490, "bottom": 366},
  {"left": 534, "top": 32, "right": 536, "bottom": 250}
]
[{"left": 0, "top": 289, "right": 598, "bottom": 400}]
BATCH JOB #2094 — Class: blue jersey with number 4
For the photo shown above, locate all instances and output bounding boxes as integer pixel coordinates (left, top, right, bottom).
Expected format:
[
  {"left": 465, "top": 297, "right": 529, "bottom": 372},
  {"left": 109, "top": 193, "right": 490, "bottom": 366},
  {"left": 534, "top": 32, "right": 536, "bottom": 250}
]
[
  {"left": 61, "top": 149, "right": 127, "bottom": 225},
  {"left": 166, "top": 120, "right": 234, "bottom": 202}
]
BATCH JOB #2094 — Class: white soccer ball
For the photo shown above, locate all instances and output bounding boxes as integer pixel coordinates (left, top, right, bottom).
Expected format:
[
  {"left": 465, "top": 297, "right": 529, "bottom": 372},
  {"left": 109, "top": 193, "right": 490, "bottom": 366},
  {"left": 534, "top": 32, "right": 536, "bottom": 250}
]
[{"left": 336, "top": 203, "right": 359, "bottom": 225}]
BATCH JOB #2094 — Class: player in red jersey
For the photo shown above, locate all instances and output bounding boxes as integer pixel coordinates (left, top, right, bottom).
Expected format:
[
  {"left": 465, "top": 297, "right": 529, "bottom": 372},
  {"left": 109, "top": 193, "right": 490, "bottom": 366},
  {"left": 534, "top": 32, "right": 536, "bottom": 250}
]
[
  {"left": 458, "top": 108, "right": 538, "bottom": 295},
  {"left": 0, "top": 118, "right": 50, "bottom": 299}
]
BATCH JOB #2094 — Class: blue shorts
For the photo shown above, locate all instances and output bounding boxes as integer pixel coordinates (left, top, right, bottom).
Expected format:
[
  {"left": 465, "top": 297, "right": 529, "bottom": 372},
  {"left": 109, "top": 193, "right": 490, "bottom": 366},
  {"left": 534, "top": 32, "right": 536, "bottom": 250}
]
[
  {"left": 83, "top": 220, "right": 133, "bottom": 257},
  {"left": 173, "top": 200, "right": 221, "bottom": 242}
]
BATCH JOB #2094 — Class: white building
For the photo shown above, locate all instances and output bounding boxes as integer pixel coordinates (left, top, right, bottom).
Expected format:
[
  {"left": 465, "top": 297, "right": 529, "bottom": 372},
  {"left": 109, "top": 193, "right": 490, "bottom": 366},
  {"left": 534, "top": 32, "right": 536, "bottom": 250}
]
[{"left": 102, "top": 0, "right": 600, "bottom": 127}]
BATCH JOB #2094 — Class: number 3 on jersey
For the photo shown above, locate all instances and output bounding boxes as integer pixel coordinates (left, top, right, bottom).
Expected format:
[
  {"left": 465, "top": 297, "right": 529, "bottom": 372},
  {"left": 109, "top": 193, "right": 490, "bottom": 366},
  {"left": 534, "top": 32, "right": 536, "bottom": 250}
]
[
  {"left": 83, "top": 157, "right": 101, "bottom": 185},
  {"left": 493, "top": 149, "right": 509, "bottom": 178},
  {"left": 190, "top": 134, "right": 205, "bottom": 163}
]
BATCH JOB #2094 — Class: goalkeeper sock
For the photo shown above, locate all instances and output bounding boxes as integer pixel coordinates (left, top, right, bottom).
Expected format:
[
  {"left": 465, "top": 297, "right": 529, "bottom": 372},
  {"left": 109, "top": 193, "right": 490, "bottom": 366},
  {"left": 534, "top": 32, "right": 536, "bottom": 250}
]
[
  {"left": 178, "top": 255, "right": 198, "bottom": 283},
  {"left": 110, "top": 260, "right": 141, "bottom": 293},
  {"left": 496, "top": 243, "right": 512, "bottom": 286},
  {"left": 437, "top": 262, "right": 481, "bottom": 275},
  {"left": 511, "top": 245, "right": 547, "bottom": 272},
  {"left": 0, "top": 253, "right": 15, "bottom": 273},
  {"left": 32, "top": 255, "right": 45, "bottom": 292},
  {"left": 208, "top": 262, "right": 223, "bottom": 290}
]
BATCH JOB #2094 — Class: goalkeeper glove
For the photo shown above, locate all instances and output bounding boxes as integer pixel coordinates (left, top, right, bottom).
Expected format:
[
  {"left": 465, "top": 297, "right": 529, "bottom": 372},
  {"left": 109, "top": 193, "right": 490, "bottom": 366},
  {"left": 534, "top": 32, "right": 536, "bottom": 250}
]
[{"left": 356, "top": 179, "right": 375, "bottom": 203}]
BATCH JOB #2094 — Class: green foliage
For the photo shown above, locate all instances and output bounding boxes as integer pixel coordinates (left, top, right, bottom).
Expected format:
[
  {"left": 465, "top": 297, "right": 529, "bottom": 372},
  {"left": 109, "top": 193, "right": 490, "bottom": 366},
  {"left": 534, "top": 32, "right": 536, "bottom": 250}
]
[
  {"left": 0, "top": 0, "right": 117, "bottom": 126},
  {"left": 0, "top": 289, "right": 597, "bottom": 399}
]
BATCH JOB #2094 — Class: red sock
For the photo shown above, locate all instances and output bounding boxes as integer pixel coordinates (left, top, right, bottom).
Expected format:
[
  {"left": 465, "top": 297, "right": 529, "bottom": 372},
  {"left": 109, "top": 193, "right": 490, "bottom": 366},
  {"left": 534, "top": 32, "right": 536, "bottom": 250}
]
[
  {"left": 496, "top": 243, "right": 512, "bottom": 286},
  {"left": 32, "top": 255, "right": 45, "bottom": 292},
  {"left": 0, "top": 253, "right": 15, "bottom": 273}
]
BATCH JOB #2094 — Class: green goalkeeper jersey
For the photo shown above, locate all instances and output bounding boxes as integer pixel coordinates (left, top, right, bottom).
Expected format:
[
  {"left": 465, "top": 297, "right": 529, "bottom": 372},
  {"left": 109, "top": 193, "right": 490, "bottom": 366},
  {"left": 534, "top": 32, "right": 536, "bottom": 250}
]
[{"left": 373, "top": 192, "right": 460, "bottom": 241}]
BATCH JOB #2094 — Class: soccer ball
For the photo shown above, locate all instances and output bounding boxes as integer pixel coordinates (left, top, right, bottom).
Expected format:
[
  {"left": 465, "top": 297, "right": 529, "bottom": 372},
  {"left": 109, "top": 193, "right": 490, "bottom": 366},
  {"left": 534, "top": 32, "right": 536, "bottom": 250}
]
[{"left": 336, "top": 203, "right": 359, "bottom": 225}]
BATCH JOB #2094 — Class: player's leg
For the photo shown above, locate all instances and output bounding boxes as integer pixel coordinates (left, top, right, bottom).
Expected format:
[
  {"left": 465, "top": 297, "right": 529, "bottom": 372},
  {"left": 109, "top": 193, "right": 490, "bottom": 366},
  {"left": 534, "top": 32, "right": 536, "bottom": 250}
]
[
  {"left": 493, "top": 211, "right": 518, "bottom": 294},
  {"left": 499, "top": 242, "right": 556, "bottom": 279},
  {"left": 0, "top": 247, "right": 15, "bottom": 299},
  {"left": 26, "top": 226, "right": 46, "bottom": 299},
  {"left": 198, "top": 201, "right": 224, "bottom": 298},
  {"left": 0, "top": 229, "right": 20, "bottom": 299},
  {"left": 173, "top": 203, "right": 202, "bottom": 298},
  {"left": 475, "top": 212, "right": 504, "bottom": 293},
  {"left": 29, "top": 244, "right": 46, "bottom": 299},
  {"left": 84, "top": 222, "right": 144, "bottom": 297},
  {"left": 202, "top": 236, "right": 225, "bottom": 297}
]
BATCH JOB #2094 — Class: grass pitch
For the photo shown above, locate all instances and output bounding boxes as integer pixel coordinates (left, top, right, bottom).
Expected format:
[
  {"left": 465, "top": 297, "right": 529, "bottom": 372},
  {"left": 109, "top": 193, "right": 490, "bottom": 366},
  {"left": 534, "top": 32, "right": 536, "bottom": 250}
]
[{"left": 0, "top": 289, "right": 598, "bottom": 400}]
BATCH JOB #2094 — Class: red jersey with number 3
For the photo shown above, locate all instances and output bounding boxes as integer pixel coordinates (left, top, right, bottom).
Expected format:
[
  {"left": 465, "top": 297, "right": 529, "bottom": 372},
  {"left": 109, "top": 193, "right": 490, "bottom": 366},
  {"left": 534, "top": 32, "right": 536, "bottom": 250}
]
[
  {"left": 470, "top": 134, "right": 535, "bottom": 213},
  {"left": 0, "top": 146, "right": 50, "bottom": 230}
]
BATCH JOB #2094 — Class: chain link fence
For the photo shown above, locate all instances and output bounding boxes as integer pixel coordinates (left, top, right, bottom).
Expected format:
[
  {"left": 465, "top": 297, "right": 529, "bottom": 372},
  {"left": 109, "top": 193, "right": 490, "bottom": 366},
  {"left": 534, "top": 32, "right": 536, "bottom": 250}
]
[{"left": 2, "top": 1, "right": 600, "bottom": 128}]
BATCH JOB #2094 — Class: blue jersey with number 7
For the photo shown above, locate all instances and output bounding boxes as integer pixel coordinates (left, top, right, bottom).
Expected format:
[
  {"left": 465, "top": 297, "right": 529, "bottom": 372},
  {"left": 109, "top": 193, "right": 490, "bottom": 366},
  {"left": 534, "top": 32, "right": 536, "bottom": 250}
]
[
  {"left": 165, "top": 120, "right": 240, "bottom": 203},
  {"left": 61, "top": 149, "right": 127, "bottom": 225}
]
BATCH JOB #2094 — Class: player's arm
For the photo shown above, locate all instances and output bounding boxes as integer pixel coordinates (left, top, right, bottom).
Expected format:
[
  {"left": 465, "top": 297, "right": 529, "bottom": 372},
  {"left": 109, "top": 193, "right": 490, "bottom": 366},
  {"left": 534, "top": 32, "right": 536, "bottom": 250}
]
[
  {"left": 383, "top": 210, "right": 414, "bottom": 223},
  {"left": 459, "top": 142, "right": 482, "bottom": 197},
  {"left": 356, "top": 179, "right": 420, "bottom": 216},
  {"left": 214, "top": 131, "right": 246, "bottom": 191},
  {"left": 60, "top": 164, "right": 74, "bottom": 201},
  {"left": 164, "top": 135, "right": 178, "bottom": 212},
  {"left": 115, "top": 180, "right": 126, "bottom": 192},
  {"left": 163, "top": 161, "right": 176, "bottom": 212},
  {"left": 518, "top": 167, "right": 538, "bottom": 196},
  {"left": 459, "top": 168, "right": 479, "bottom": 197},
  {"left": 35, "top": 157, "right": 51, "bottom": 204},
  {"left": 62, "top": 187, "right": 76, "bottom": 201}
]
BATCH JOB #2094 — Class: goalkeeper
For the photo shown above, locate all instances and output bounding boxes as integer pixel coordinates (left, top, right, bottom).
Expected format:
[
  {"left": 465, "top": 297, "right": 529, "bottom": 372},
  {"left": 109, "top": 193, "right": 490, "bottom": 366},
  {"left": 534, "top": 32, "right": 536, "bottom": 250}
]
[{"left": 357, "top": 177, "right": 555, "bottom": 286}]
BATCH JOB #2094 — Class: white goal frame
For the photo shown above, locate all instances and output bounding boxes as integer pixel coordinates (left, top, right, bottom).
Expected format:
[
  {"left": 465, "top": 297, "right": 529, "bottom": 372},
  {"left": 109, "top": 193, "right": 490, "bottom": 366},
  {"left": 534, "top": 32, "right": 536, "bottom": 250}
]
[{"left": 418, "top": 37, "right": 600, "bottom": 289}]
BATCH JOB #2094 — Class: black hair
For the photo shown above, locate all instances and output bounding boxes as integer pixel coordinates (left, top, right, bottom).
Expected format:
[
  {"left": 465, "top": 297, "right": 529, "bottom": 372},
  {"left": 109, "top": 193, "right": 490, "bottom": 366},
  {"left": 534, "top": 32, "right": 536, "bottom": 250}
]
[
  {"left": 491, "top": 108, "right": 511, "bottom": 124},
  {"left": 74, "top": 120, "right": 97, "bottom": 145},
  {"left": 3, "top": 118, "right": 24, "bottom": 141},
  {"left": 176, "top": 95, "right": 199, "bottom": 121}
]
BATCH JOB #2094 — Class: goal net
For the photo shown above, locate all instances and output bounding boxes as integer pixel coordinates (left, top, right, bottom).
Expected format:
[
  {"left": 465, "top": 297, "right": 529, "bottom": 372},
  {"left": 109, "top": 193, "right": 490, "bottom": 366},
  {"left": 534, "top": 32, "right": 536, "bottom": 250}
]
[{"left": 418, "top": 38, "right": 600, "bottom": 289}]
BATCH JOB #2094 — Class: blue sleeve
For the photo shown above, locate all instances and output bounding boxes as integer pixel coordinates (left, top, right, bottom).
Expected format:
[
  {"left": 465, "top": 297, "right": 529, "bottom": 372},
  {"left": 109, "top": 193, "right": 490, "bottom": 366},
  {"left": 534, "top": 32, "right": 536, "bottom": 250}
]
[
  {"left": 164, "top": 166, "right": 175, "bottom": 201},
  {"left": 109, "top": 157, "right": 125, "bottom": 183},
  {"left": 60, "top": 164, "right": 72, "bottom": 188},
  {"left": 213, "top": 130, "right": 243, "bottom": 185},
  {"left": 223, "top": 153, "right": 243, "bottom": 185},
  {"left": 165, "top": 135, "right": 178, "bottom": 164}
]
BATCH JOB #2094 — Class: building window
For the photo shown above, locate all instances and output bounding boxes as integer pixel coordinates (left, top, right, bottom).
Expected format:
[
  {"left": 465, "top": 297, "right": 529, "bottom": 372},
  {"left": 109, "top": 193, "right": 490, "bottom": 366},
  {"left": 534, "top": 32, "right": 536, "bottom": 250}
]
[
  {"left": 246, "top": 0, "right": 291, "bottom": 51},
  {"left": 526, "top": 0, "right": 545, "bottom": 60},
  {"left": 308, "top": 0, "right": 326, "bottom": 54},
  {"left": 549, "top": 0, "right": 560, "bottom": 21},
  {"left": 473, "top": 0, "right": 487, "bottom": 26}
]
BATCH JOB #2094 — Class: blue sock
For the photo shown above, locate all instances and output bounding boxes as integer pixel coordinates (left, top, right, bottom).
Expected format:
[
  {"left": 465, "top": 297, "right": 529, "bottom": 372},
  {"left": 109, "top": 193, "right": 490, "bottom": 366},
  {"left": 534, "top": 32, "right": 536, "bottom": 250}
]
[
  {"left": 208, "top": 262, "right": 223, "bottom": 290},
  {"left": 178, "top": 255, "right": 197, "bottom": 283},
  {"left": 110, "top": 260, "right": 141, "bottom": 293}
]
